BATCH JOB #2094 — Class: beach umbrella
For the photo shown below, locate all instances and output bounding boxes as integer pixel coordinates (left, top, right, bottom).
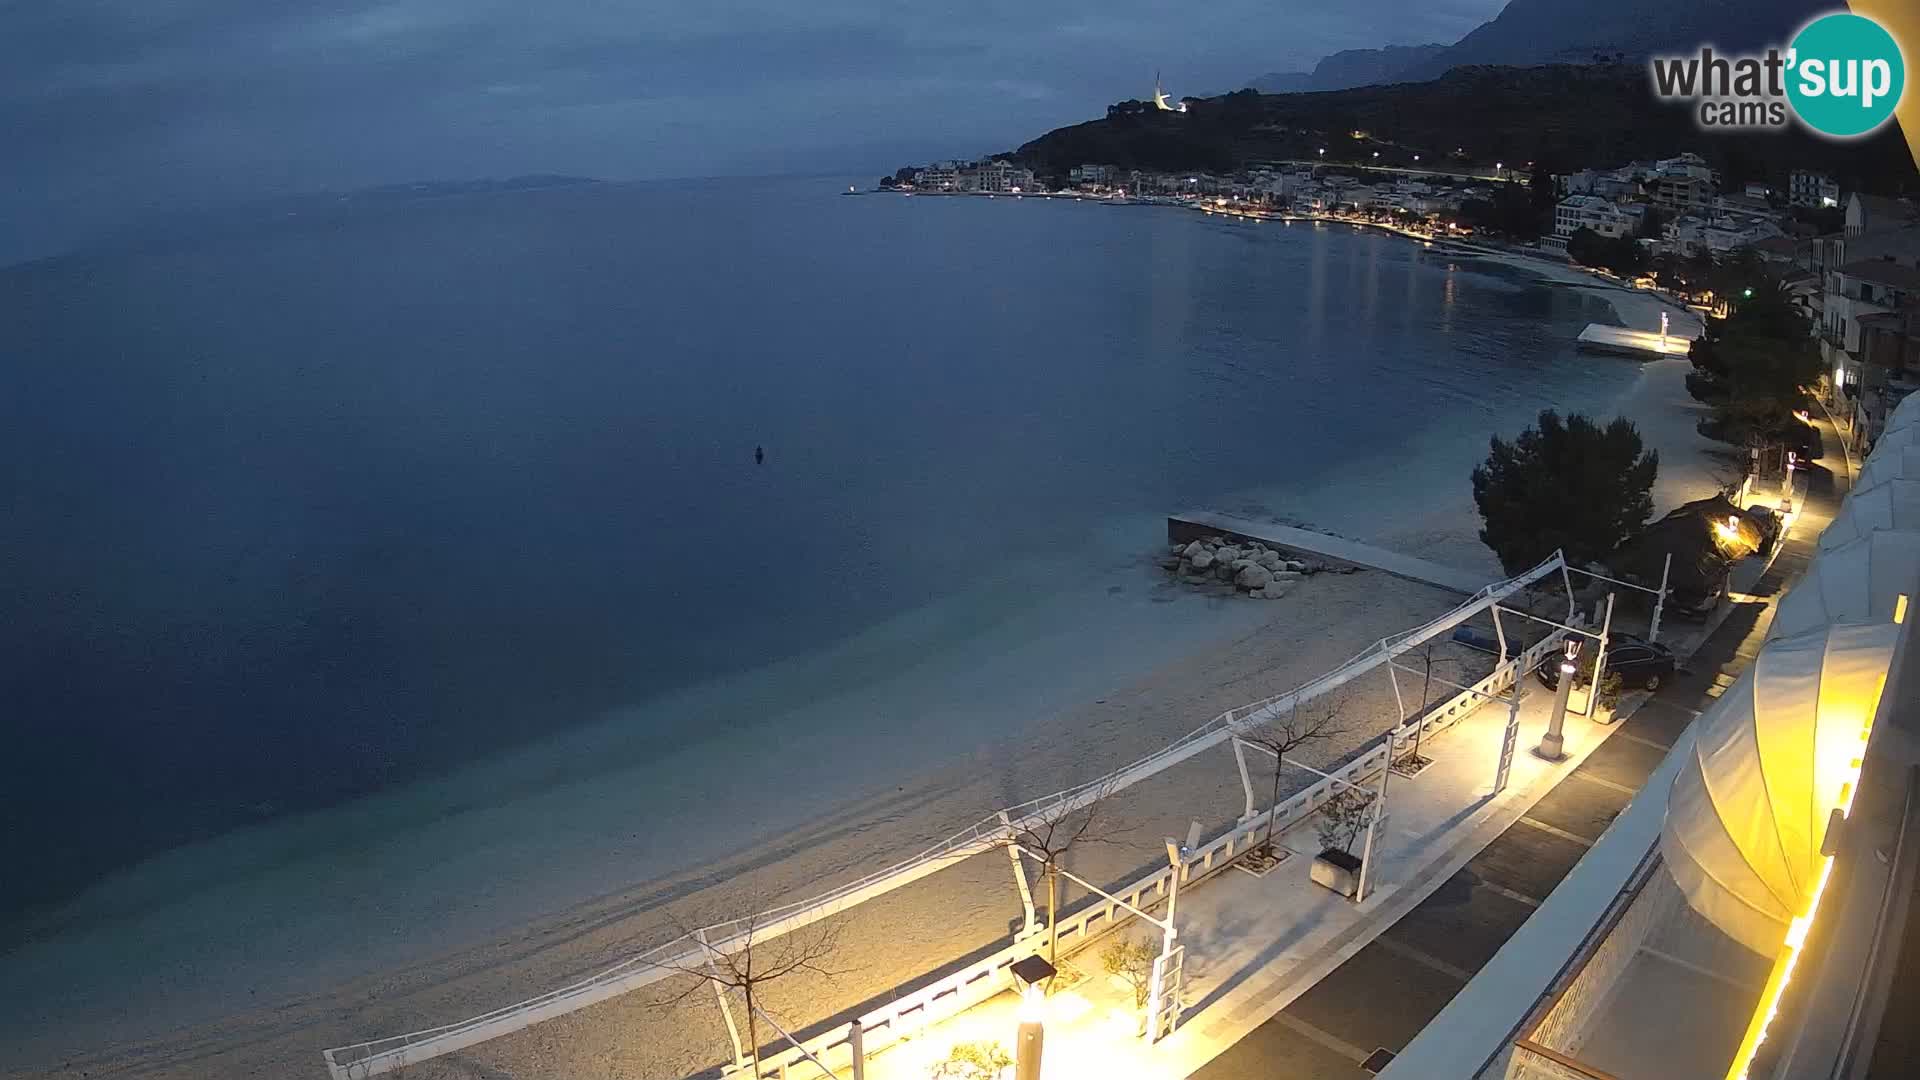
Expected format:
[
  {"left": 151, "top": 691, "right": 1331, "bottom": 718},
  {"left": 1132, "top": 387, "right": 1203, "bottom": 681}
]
[
  {"left": 1819, "top": 478, "right": 1920, "bottom": 552},
  {"left": 1662, "top": 621, "right": 1896, "bottom": 954},
  {"left": 1770, "top": 530, "right": 1920, "bottom": 640},
  {"left": 1851, "top": 445, "right": 1920, "bottom": 491}
]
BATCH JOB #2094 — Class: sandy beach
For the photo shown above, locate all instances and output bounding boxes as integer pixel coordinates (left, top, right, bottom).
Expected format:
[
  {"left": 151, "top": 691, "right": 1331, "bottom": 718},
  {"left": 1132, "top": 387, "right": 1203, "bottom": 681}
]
[
  {"left": 0, "top": 226, "right": 1738, "bottom": 1080},
  {"left": 10, "top": 571, "right": 1476, "bottom": 1080}
]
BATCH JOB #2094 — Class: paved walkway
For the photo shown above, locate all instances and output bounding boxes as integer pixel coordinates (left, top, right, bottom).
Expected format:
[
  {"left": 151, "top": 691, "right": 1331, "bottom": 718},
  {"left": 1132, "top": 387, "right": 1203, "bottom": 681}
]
[
  {"left": 1189, "top": 418, "right": 1850, "bottom": 1079},
  {"left": 851, "top": 426, "right": 1847, "bottom": 1080},
  {"left": 860, "top": 673, "right": 1622, "bottom": 1080},
  {"left": 1168, "top": 512, "right": 1491, "bottom": 595}
]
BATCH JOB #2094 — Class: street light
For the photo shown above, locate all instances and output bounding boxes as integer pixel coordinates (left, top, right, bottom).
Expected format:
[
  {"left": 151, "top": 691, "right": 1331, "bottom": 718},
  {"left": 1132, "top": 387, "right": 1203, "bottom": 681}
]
[
  {"left": 1010, "top": 955, "right": 1056, "bottom": 1080},
  {"left": 1537, "top": 639, "right": 1579, "bottom": 761}
]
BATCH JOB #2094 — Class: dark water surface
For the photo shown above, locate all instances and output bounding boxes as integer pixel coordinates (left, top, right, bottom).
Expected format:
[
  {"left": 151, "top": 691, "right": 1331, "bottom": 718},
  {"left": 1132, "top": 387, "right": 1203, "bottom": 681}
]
[{"left": 0, "top": 176, "right": 1621, "bottom": 921}]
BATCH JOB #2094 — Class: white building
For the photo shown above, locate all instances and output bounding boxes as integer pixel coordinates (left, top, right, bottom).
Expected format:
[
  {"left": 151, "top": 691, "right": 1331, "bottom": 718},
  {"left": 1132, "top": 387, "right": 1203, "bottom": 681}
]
[
  {"left": 1068, "top": 164, "right": 1112, "bottom": 188},
  {"left": 973, "top": 160, "right": 1034, "bottom": 193},
  {"left": 1790, "top": 169, "right": 1842, "bottom": 208},
  {"left": 1554, "top": 195, "right": 1635, "bottom": 239},
  {"left": 1821, "top": 235, "right": 1920, "bottom": 398},
  {"left": 917, "top": 161, "right": 960, "bottom": 191},
  {"left": 1655, "top": 152, "right": 1716, "bottom": 181}
]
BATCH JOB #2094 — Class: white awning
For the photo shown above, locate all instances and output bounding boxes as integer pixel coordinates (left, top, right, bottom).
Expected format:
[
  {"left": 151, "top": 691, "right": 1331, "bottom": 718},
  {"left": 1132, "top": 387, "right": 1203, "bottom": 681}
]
[
  {"left": 1882, "top": 391, "right": 1920, "bottom": 433},
  {"left": 1819, "top": 477, "right": 1920, "bottom": 552},
  {"left": 1868, "top": 422, "right": 1920, "bottom": 455},
  {"left": 1661, "top": 622, "right": 1894, "bottom": 955},
  {"left": 1850, "top": 445, "right": 1920, "bottom": 492},
  {"left": 1771, "top": 531, "right": 1920, "bottom": 639}
]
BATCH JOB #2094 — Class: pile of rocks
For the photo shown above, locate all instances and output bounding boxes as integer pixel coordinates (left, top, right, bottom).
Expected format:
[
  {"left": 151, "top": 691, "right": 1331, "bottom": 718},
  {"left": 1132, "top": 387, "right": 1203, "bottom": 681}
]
[{"left": 1161, "top": 537, "right": 1322, "bottom": 599}]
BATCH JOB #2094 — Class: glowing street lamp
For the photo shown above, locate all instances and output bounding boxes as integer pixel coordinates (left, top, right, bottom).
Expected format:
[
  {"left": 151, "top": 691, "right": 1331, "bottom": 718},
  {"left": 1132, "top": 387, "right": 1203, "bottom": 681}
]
[
  {"left": 1010, "top": 955, "right": 1055, "bottom": 1080},
  {"left": 1537, "top": 639, "right": 1579, "bottom": 761}
]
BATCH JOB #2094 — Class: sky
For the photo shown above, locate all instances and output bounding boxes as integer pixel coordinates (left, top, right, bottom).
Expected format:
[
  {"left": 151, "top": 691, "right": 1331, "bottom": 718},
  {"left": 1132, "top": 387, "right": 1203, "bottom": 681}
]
[{"left": 0, "top": 0, "right": 1505, "bottom": 260}]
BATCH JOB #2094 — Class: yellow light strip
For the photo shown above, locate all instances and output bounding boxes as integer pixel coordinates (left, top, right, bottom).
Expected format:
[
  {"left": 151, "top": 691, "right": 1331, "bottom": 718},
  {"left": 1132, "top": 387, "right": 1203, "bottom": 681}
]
[
  {"left": 1895, "top": 594, "right": 1909, "bottom": 626},
  {"left": 1722, "top": 682, "right": 1880, "bottom": 1080}
]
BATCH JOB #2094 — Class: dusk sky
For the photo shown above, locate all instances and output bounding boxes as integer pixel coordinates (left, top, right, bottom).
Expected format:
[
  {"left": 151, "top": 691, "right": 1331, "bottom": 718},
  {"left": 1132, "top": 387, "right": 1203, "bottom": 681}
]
[{"left": 2, "top": 1, "right": 1505, "bottom": 258}]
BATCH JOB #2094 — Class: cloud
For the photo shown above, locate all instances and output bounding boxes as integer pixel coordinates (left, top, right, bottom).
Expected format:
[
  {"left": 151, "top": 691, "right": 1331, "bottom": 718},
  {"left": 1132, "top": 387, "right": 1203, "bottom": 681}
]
[{"left": 0, "top": 0, "right": 1504, "bottom": 257}]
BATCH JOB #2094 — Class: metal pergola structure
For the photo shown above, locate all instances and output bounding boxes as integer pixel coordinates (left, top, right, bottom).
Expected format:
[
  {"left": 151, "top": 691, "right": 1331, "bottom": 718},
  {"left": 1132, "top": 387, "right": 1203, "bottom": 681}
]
[
  {"left": 1008, "top": 832, "right": 1194, "bottom": 1043},
  {"left": 323, "top": 553, "right": 1580, "bottom": 1080}
]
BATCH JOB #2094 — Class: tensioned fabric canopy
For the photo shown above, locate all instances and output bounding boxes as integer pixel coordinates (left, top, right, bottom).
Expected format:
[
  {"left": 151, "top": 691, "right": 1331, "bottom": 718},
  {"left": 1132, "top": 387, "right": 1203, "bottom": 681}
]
[
  {"left": 1880, "top": 390, "right": 1920, "bottom": 434},
  {"left": 1770, "top": 531, "right": 1920, "bottom": 640},
  {"left": 1661, "top": 622, "right": 1895, "bottom": 955},
  {"left": 1868, "top": 421, "right": 1920, "bottom": 456},
  {"left": 1819, "top": 477, "right": 1920, "bottom": 552},
  {"left": 1850, "top": 445, "right": 1920, "bottom": 493}
]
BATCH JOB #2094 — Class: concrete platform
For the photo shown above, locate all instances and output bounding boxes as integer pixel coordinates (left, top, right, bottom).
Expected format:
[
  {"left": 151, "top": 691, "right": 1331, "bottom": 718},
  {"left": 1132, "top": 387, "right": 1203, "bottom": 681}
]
[
  {"left": 1575, "top": 323, "right": 1696, "bottom": 359},
  {"left": 1169, "top": 512, "right": 1491, "bottom": 595}
]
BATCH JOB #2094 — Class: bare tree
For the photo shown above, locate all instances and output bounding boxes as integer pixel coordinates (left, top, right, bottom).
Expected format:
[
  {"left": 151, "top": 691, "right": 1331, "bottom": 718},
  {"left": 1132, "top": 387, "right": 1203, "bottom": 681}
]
[
  {"left": 1100, "top": 934, "right": 1158, "bottom": 1010},
  {"left": 1314, "top": 785, "right": 1378, "bottom": 858},
  {"left": 651, "top": 907, "right": 848, "bottom": 1073},
  {"left": 1235, "top": 692, "right": 1350, "bottom": 858},
  {"left": 1402, "top": 640, "right": 1467, "bottom": 770},
  {"left": 1001, "top": 779, "right": 1123, "bottom": 977}
]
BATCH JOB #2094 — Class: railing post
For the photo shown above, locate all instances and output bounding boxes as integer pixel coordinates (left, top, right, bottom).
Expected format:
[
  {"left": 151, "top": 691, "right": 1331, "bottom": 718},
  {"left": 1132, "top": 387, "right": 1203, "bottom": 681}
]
[
  {"left": 1000, "top": 811, "right": 1039, "bottom": 935},
  {"left": 1495, "top": 682, "right": 1522, "bottom": 796},
  {"left": 1232, "top": 738, "right": 1257, "bottom": 822},
  {"left": 1584, "top": 594, "right": 1615, "bottom": 718},
  {"left": 700, "top": 930, "right": 748, "bottom": 1071},
  {"left": 1647, "top": 553, "right": 1671, "bottom": 645}
]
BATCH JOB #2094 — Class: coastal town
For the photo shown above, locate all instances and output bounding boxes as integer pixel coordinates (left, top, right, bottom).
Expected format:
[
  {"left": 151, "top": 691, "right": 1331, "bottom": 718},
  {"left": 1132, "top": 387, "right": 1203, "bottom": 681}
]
[
  {"left": 13, "top": 0, "right": 1920, "bottom": 1078},
  {"left": 879, "top": 149, "right": 1920, "bottom": 457}
]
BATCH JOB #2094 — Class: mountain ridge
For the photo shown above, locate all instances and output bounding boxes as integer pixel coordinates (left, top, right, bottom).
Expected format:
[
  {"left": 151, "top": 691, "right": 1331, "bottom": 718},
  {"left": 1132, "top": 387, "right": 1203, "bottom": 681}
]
[
  {"left": 1249, "top": 43, "right": 1448, "bottom": 93},
  {"left": 1244, "top": 0, "right": 1831, "bottom": 95}
]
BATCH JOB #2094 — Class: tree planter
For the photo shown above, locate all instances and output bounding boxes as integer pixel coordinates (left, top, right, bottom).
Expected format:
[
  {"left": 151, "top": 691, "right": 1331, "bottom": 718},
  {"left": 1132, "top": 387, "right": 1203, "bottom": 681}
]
[
  {"left": 1568, "top": 687, "right": 1616, "bottom": 724},
  {"left": 1310, "top": 848, "right": 1362, "bottom": 898}
]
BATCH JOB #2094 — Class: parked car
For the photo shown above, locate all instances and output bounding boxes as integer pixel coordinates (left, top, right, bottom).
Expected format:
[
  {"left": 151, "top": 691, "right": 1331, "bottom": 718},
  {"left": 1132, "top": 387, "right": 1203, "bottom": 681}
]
[
  {"left": 1535, "top": 634, "right": 1678, "bottom": 693},
  {"left": 1661, "top": 575, "right": 1727, "bottom": 620}
]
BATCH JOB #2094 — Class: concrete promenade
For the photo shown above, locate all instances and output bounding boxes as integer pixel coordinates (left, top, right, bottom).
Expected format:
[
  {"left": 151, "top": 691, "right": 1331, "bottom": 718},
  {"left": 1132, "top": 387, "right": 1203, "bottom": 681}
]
[
  {"left": 1168, "top": 512, "right": 1492, "bottom": 595},
  {"left": 1574, "top": 322, "right": 1697, "bottom": 360},
  {"left": 859, "top": 669, "right": 1619, "bottom": 1080},
  {"left": 859, "top": 421, "right": 1848, "bottom": 1080},
  {"left": 1209, "top": 417, "right": 1849, "bottom": 1080}
]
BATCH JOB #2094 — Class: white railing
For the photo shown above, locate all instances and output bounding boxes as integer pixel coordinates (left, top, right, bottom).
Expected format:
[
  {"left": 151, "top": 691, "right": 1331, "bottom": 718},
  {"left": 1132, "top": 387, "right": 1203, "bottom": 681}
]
[
  {"left": 740, "top": 627, "right": 1570, "bottom": 1080},
  {"left": 322, "top": 553, "right": 1569, "bottom": 1078}
]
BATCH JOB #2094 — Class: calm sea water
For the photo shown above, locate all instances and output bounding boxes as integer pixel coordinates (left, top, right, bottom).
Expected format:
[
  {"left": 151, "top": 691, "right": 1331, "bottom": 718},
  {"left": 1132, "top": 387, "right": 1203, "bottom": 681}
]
[{"left": 0, "top": 176, "right": 1626, "bottom": 925}]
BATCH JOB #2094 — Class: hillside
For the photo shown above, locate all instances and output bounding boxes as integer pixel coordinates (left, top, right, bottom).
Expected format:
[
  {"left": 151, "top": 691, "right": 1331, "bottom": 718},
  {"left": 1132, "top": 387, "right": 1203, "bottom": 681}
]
[{"left": 1012, "top": 64, "right": 1918, "bottom": 196}]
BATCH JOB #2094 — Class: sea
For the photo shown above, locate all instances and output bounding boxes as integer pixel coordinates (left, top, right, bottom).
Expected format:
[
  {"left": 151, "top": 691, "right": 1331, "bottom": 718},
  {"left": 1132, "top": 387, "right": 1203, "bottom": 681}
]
[{"left": 0, "top": 175, "right": 1641, "bottom": 1043}]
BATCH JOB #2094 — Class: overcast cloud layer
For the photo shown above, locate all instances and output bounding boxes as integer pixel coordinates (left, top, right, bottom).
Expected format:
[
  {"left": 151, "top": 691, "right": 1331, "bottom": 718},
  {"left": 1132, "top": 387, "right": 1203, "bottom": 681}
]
[{"left": 1, "top": 0, "right": 1502, "bottom": 259}]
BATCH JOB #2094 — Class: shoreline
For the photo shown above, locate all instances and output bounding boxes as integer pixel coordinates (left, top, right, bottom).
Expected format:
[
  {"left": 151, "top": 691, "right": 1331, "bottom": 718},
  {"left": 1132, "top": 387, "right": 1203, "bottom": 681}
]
[
  {"left": 2, "top": 198, "right": 1734, "bottom": 1080},
  {"left": 5, "top": 573, "right": 1477, "bottom": 1080}
]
